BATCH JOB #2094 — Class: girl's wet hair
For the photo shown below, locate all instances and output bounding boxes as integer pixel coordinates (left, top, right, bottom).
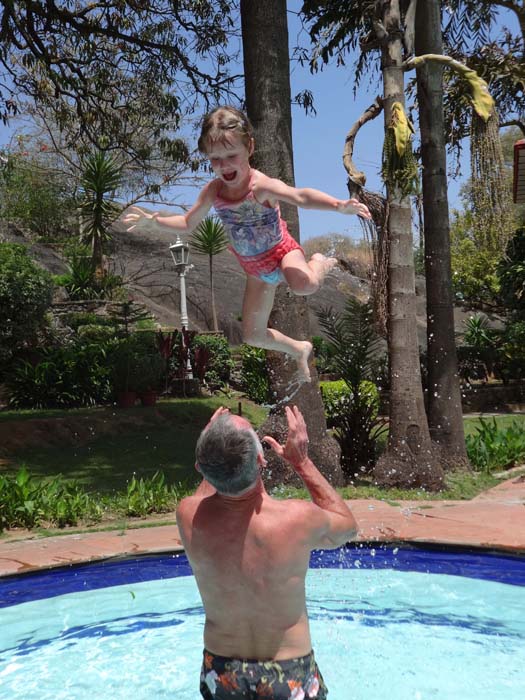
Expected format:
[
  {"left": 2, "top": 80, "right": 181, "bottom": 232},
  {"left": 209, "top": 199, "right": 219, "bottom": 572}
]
[{"left": 198, "top": 106, "right": 254, "bottom": 153}]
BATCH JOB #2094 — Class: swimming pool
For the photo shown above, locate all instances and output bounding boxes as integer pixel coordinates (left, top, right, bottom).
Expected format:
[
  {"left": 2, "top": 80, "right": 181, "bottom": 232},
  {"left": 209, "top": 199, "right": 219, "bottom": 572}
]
[{"left": 0, "top": 545, "right": 524, "bottom": 699}]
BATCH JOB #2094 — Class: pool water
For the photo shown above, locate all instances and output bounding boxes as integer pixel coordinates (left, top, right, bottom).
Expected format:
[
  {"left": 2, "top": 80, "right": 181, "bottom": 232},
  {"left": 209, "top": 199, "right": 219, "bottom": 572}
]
[{"left": 0, "top": 547, "right": 524, "bottom": 700}]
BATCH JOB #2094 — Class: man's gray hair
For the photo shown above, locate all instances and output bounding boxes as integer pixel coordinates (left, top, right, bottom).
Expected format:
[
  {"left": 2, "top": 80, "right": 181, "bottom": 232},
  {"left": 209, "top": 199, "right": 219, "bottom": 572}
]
[{"left": 195, "top": 414, "right": 260, "bottom": 494}]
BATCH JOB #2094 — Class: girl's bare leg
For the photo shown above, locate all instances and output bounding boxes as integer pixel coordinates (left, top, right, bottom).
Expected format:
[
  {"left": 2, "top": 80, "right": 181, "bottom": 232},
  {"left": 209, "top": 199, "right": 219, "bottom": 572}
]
[
  {"left": 242, "top": 275, "right": 312, "bottom": 381},
  {"left": 281, "top": 249, "right": 337, "bottom": 296}
]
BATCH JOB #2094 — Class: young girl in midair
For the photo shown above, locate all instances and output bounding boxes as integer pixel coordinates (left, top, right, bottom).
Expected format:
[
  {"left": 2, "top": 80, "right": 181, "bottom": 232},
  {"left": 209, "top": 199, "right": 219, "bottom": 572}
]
[{"left": 122, "top": 106, "right": 371, "bottom": 382}]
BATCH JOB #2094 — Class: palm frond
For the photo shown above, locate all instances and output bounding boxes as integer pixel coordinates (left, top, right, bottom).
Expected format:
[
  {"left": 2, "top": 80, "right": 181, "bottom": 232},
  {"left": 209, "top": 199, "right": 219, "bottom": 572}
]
[{"left": 190, "top": 216, "right": 229, "bottom": 256}]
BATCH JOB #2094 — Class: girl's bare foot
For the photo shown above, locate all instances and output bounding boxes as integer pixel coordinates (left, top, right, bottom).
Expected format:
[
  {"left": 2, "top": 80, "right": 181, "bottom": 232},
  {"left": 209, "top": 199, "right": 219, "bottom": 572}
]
[
  {"left": 310, "top": 253, "right": 338, "bottom": 282},
  {"left": 293, "top": 340, "right": 313, "bottom": 383}
]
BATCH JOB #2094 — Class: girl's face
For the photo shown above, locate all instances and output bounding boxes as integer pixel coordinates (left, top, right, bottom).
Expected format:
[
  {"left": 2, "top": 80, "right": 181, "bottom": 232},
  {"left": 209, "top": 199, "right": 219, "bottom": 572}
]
[{"left": 206, "top": 134, "right": 253, "bottom": 188}]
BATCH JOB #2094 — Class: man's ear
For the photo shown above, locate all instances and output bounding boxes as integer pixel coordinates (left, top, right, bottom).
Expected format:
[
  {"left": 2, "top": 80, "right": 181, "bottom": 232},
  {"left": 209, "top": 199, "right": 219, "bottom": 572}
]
[
  {"left": 195, "top": 462, "right": 201, "bottom": 473},
  {"left": 256, "top": 451, "right": 267, "bottom": 469}
]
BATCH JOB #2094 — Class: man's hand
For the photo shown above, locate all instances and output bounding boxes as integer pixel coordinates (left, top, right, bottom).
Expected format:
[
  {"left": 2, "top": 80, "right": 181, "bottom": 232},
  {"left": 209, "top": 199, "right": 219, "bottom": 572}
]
[
  {"left": 121, "top": 205, "right": 158, "bottom": 232},
  {"left": 263, "top": 405, "right": 309, "bottom": 470},
  {"left": 205, "top": 406, "right": 230, "bottom": 429},
  {"left": 337, "top": 198, "right": 372, "bottom": 219}
]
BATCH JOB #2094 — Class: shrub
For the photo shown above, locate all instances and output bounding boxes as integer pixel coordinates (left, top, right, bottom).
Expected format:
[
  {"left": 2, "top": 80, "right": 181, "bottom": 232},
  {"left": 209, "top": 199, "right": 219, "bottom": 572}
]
[
  {"left": 498, "top": 227, "right": 525, "bottom": 319},
  {"left": 320, "top": 379, "right": 379, "bottom": 425},
  {"left": 0, "top": 151, "right": 76, "bottom": 240},
  {"left": 105, "top": 332, "right": 164, "bottom": 395},
  {"left": 466, "top": 418, "right": 525, "bottom": 473},
  {"left": 0, "top": 467, "right": 101, "bottom": 531},
  {"left": 63, "top": 311, "right": 116, "bottom": 331},
  {"left": 497, "top": 320, "right": 525, "bottom": 383},
  {"left": 240, "top": 344, "right": 271, "bottom": 404},
  {"left": 0, "top": 243, "right": 53, "bottom": 373},
  {"left": 450, "top": 210, "right": 501, "bottom": 306},
  {"left": 311, "top": 335, "right": 337, "bottom": 375},
  {"left": 6, "top": 341, "right": 112, "bottom": 408},
  {"left": 54, "top": 245, "right": 123, "bottom": 300},
  {"left": 123, "top": 472, "right": 180, "bottom": 517},
  {"left": 316, "top": 298, "right": 387, "bottom": 476},
  {"left": 192, "top": 334, "right": 234, "bottom": 388},
  {"left": 133, "top": 340, "right": 165, "bottom": 394}
]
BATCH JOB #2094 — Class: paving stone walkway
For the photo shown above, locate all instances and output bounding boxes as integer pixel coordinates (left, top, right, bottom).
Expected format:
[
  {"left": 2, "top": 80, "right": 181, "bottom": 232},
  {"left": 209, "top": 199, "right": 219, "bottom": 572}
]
[{"left": 1, "top": 476, "right": 524, "bottom": 578}]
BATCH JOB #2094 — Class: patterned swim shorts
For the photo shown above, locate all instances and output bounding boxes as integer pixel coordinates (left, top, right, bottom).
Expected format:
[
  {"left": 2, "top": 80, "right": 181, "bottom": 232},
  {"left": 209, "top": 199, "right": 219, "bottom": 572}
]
[
  {"left": 199, "top": 648, "right": 328, "bottom": 699},
  {"left": 229, "top": 219, "right": 304, "bottom": 285}
]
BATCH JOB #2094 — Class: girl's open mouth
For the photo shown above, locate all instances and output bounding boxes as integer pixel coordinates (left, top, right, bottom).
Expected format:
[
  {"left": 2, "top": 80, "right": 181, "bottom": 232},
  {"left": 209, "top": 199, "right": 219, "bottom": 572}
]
[{"left": 223, "top": 171, "right": 236, "bottom": 182}]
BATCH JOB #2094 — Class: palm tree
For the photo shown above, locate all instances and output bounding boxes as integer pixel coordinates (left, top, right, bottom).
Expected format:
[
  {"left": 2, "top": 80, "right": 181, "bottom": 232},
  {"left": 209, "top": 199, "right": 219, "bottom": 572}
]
[
  {"left": 189, "top": 216, "right": 228, "bottom": 331},
  {"left": 372, "top": 0, "right": 443, "bottom": 490},
  {"left": 79, "top": 151, "right": 122, "bottom": 275},
  {"left": 240, "top": 0, "right": 344, "bottom": 487},
  {"left": 414, "top": 0, "right": 469, "bottom": 468}
]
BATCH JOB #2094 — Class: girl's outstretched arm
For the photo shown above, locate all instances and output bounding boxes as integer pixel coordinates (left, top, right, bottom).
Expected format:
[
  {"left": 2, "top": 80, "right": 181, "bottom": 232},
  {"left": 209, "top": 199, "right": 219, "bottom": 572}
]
[
  {"left": 254, "top": 172, "right": 371, "bottom": 219},
  {"left": 121, "top": 181, "right": 219, "bottom": 234}
]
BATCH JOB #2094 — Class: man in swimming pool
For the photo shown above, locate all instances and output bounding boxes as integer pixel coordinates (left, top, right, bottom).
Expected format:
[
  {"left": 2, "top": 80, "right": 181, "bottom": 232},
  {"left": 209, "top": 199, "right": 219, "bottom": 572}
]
[{"left": 176, "top": 405, "right": 358, "bottom": 699}]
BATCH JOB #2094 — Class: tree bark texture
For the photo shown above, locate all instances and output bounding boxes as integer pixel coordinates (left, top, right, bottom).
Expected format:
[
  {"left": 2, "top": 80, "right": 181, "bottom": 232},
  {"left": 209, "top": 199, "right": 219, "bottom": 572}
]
[
  {"left": 373, "top": 1, "right": 444, "bottom": 491},
  {"left": 415, "top": 0, "right": 469, "bottom": 468},
  {"left": 240, "top": 0, "right": 343, "bottom": 487}
]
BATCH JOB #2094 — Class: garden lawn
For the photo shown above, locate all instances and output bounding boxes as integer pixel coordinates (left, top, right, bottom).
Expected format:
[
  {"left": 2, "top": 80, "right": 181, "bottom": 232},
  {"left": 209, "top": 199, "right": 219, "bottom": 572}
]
[
  {"left": 1, "top": 405, "right": 523, "bottom": 499},
  {"left": 463, "top": 413, "right": 525, "bottom": 437},
  {"left": 1, "top": 396, "right": 268, "bottom": 495}
]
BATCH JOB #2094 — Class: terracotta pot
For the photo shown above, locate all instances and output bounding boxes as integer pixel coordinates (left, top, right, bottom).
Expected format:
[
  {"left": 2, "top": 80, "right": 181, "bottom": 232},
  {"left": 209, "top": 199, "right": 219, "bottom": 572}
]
[
  {"left": 116, "top": 391, "right": 137, "bottom": 408},
  {"left": 140, "top": 390, "right": 158, "bottom": 407}
]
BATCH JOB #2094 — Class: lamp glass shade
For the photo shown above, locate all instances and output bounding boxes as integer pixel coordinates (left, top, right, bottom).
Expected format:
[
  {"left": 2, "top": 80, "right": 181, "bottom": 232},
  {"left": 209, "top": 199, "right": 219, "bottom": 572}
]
[{"left": 169, "top": 237, "right": 190, "bottom": 267}]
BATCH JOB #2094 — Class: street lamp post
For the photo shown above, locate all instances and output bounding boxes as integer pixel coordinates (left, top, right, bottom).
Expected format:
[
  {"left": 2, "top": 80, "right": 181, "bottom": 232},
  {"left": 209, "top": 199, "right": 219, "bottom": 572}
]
[{"left": 169, "top": 235, "right": 193, "bottom": 379}]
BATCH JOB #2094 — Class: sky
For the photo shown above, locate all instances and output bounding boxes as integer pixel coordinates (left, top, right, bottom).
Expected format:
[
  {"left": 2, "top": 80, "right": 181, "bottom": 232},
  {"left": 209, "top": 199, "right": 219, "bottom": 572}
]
[{"left": 0, "top": 2, "right": 519, "bottom": 243}]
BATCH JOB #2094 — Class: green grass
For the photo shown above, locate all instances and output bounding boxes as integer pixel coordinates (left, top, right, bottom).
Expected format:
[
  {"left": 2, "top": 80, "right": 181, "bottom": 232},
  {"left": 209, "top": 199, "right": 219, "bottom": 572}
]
[
  {"left": 1, "top": 396, "right": 268, "bottom": 494},
  {"left": 0, "top": 405, "right": 110, "bottom": 423},
  {"left": 1, "top": 403, "right": 521, "bottom": 504},
  {"left": 463, "top": 413, "right": 525, "bottom": 437},
  {"left": 271, "top": 470, "right": 500, "bottom": 502}
]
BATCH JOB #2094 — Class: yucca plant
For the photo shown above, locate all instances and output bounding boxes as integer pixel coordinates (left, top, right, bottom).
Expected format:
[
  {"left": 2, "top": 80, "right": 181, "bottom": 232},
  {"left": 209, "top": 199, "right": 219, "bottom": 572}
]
[
  {"left": 189, "top": 216, "right": 228, "bottom": 331},
  {"left": 79, "top": 150, "right": 123, "bottom": 275}
]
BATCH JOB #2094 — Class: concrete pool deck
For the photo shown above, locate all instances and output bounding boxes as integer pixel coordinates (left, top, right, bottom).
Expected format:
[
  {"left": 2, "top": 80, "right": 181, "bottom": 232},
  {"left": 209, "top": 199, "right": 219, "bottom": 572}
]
[{"left": 1, "top": 474, "right": 524, "bottom": 577}]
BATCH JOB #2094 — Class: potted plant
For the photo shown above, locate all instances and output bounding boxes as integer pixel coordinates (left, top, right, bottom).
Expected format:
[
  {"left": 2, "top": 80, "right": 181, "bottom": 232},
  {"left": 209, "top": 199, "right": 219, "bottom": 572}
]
[
  {"left": 109, "top": 337, "right": 138, "bottom": 408},
  {"left": 134, "top": 346, "right": 164, "bottom": 407}
]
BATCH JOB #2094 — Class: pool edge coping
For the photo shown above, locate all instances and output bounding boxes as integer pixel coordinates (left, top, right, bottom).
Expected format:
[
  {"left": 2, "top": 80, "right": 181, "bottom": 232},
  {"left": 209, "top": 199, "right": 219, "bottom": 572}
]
[{"left": 1, "top": 475, "right": 525, "bottom": 577}]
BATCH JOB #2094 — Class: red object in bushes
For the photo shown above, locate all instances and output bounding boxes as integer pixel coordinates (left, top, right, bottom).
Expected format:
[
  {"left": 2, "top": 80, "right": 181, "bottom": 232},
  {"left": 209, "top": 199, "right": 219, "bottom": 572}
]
[
  {"left": 514, "top": 140, "right": 525, "bottom": 204},
  {"left": 140, "top": 390, "right": 158, "bottom": 407},
  {"left": 116, "top": 391, "right": 137, "bottom": 408}
]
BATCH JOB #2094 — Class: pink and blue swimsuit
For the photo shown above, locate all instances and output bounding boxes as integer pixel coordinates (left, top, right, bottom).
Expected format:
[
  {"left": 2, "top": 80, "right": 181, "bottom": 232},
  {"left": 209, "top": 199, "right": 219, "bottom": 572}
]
[{"left": 214, "top": 177, "right": 303, "bottom": 285}]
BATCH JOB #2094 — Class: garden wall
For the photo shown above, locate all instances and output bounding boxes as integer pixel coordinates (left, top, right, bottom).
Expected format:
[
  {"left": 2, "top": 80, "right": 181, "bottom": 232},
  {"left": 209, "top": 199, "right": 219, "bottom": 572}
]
[{"left": 379, "top": 383, "right": 525, "bottom": 415}]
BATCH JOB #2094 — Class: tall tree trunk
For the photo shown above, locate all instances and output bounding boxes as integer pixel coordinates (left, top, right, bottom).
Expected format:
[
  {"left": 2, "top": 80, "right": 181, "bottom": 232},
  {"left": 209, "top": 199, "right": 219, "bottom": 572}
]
[
  {"left": 415, "top": 0, "right": 469, "bottom": 468},
  {"left": 92, "top": 233, "right": 105, "bottom": 278},
  {"left": 209, "top": 255, "right": 218, "bottom": 331},
  {"left": 374, "top": 0, "right": 444, "bottom": 490},
  {"left": 240, "top": 0, "right": 343, "bottom": 486}
]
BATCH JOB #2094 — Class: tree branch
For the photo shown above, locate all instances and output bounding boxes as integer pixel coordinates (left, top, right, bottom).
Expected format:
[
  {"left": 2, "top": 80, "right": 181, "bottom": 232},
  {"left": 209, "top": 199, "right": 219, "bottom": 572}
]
[
  {"left": 500, "top": 119, "right": 525, "bottom": 135},
  {"left": 342, "top": 96, "right": 383, "bottom": 188}
]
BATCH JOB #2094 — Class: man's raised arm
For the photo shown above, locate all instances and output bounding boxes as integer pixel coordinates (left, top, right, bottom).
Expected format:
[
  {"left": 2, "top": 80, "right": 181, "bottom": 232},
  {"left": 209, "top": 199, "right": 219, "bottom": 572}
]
[{"left": 263, "top": 406, "right": 358, "bottom": 549}]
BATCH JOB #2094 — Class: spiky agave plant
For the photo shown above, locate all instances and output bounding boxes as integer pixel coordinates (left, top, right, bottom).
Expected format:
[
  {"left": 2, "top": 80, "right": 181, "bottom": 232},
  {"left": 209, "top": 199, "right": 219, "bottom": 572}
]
[{"left": 189, "top": 216, "right": 229, "bottom": 331}]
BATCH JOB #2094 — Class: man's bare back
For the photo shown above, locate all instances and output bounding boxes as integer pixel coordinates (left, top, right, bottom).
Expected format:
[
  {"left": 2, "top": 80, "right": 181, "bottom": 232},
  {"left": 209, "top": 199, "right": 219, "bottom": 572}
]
[
  {"left": 177, "top": 483, "right": 327, "bottom": 659},
  {"left": 176, "top": 405, "right": 358, "bottom": 698}
]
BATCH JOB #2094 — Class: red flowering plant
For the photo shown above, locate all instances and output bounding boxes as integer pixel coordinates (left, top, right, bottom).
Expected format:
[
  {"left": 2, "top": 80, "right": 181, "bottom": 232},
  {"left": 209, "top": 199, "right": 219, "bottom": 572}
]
[{"left": 156, "top": 329, "right": 177, "bottom": 394}]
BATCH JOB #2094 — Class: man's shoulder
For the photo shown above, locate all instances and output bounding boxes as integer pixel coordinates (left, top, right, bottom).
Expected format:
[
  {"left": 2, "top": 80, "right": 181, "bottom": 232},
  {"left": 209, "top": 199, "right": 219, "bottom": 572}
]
[
  {"left": 267, "top": 495, "right": 323, "bottom": 520},
  {"left": 176, "top": 493, "right": 203, "bottom": 521}
]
